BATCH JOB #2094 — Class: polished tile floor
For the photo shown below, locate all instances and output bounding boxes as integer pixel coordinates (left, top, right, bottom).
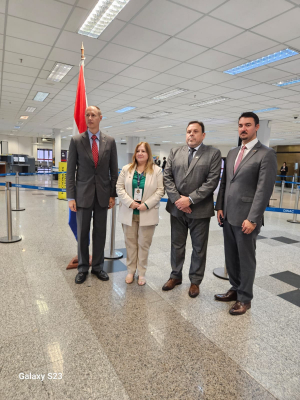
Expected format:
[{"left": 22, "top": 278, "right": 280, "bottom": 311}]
[{"left": 0, "top": 176, "right": 300, "bottom": 400}]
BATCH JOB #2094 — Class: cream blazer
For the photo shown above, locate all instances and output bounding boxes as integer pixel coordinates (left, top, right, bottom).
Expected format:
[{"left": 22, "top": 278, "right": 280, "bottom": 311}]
[{"left": 116, "top": 164, "right": 164, "bottom": 226}]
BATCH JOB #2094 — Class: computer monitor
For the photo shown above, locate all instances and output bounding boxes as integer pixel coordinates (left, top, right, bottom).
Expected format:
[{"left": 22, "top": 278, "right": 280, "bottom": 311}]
[
  {"left": 18, "top": 156, "right": 26, "bottom": 163},
  {"left": 13, "top": 156, "right": 18, "bottom": 163}
]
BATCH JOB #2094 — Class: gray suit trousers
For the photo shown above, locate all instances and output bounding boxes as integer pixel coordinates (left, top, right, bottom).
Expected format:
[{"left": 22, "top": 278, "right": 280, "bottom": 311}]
[
  {"left": 223, "top": 219, "right": 261, "bottom": 303},
  {"left": 76, "top": 192, "right": 108, "bottom": 273},
  {"left": 170, "top": 214, "right": 210, "bottom": 285}
]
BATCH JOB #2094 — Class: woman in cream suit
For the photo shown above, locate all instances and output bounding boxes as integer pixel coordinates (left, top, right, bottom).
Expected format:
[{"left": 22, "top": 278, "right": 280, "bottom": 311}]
[{"left": 116, "top": 142, "right": 164, "bottom": 286}]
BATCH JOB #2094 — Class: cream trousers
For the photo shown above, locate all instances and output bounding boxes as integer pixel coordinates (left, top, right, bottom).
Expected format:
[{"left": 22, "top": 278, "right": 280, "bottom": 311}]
[{"left": 122, "top": 214, "right": 156, "bottom": 277}]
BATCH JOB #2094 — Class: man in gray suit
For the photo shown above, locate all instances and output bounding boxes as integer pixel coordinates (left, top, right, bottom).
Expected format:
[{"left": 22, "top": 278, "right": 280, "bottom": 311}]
[
  {"left": 67, "top": 106, "right": 118, "bottom": 284},
  {"left": 162, "top": 121, "right": 222, "bottom": 298},
  {"left": 215, "top": 112, "right": 277, "bottom": 315}
]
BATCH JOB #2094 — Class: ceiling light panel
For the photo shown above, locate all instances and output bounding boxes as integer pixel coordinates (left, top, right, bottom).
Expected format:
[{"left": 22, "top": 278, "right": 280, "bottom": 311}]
[
  {"left": 115, "top": 106, "right": 136, "bottom": 113},
  {"left": 20, "top": 116, "right": 29, "bottom": 120},
  {"left": 273, "top": 77, "right": 300, "bottom": 87},
  {"left": 78, "top": 0, "right": 131, "bottom": 39},
  {"left": 33, "top": 92, "right": 49, "bottom": 102},
  {"left": 26, "top": 107, "right": 36, "bottom": 112},
  {"left": 224, "top": 48, "right": 298, "bottom": 75},
  {"left": 139, "top": 111, "right": 172, "bottom": 120},
  {"left": 47, "top": 63, "right": 73, "bottom": 82},
  {"left": 253, "top": 107, "right": 280, "bottom": 113},
  {"left": 152, "top": 88, "right": 189, "bottom": 100},
  {"left": 190, "top": 97, "right": 230, "bottom": 107}
]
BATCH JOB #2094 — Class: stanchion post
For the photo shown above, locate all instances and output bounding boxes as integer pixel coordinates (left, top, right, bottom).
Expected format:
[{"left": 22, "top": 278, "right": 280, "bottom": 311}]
[
  {"left": 291, "top": 176, "right": 295, "bottom": 194},
  {"left": 0, "top": 182, "right": 22, "bottom": 243},
  {"left": 213, "top": 263, "right": 229, "bottom": 280},
  {"left": 104, "top": 200, "right": 123, "bottom": 260},
  {"left": 12, "top": 172, "right": 25, "bottom": 211},
  {"left": 287, "top": 185, "right": 300, "bottom": 224},
  {"left": 279, "top": 180, "right": 285, "bottom": 208}
]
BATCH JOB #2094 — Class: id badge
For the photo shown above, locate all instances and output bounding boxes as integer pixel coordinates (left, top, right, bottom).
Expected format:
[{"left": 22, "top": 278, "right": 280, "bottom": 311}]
[{"left": 134, "top": 188, "right": 143, "bottom": 201}]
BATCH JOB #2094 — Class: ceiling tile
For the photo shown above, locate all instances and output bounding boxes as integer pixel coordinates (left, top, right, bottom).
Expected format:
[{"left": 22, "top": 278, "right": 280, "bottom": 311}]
[
  {"left": 55, "top": 31, "right": 106, "bottom": 56},
  {"left": 153, "top": 38, "right": 206, "bottom": 62},
  {"left": 83, "top": 69, "right": 114, "bottom": 82},
  {"left": 275, "top": 59, "right": 300, "bottom": 74},
  {"left": 171, "top": 0, "right": 227, "bottom": 13},
  {"left": 87, "top": 58, "right": 128, "bottom": 74},
  {"left": 134, "top": 81, "right": 170, "bottom": 92},
  {"left": 0, "top": 34, "right": 3, "bottom": 50},
  {"left": 4, "top": 51, "right": 45, "bottom": 69},
  {"left": 64, "top": 7, "right": 90, "bottom": 33},
  {"left": 189, "top": 49, "right": 240, "bottom": 69},
  {"left": 48, "top": 47, "right": 90, "bottom": 66},
  {"left": 220, "top": 77, "right": 258, "bottom": 90},
  {"left": 167, "top": 63, "right": 209, "bottom": 78},
  {"left": 177, "top": 16, "right": 243, "bottom": 48},
  {"left": 98, "top": 82, "right": 128, "bottom": 93},
  {"left": 0, "top": 13, "right": 4, "bottom": 35},
  {"left": 123, "top": 88, "right": 154, "bottom": 97},
  {"left": 117, "top": 0, "right": 149, "bottom": 22},
  {"left": 98, "top": 43, "right": 145, "bottom": 64},
  {"left": 211, "top": 0, "right": 293, "bottom": 29},
  {"left": 178, "top": 80, "right": 212, "bottom": 91},
  {"left": 3, "top": 61, "right": 40, "bottom": 77},
  {"left": 149, "top": 73, "right": 186, "bottom": 86},
  {"left": 195, "top": 71, "right": 234, "bottom": 84},
  {"left": 119, "top": 66, "right": 159, "bottom": 80},
  {"left": 244, "top": 83, "right": 280, "bottom": 95},
  {"left": 5, "top": 37, "right": 51, "bottom": 59},
  {"left": 107, "top": 75, "right": 143, "bottom": 87},
  {"left": 245, "top": 68, "right": 294, "bottom": 83},
  {"left": 201, "top": 85, "right": 234, "bottom": 96},
  {"left": 8, "top": 0, "right": 72, "bottom": 29},
  {"left": 3, "top": 80, "right": 32, "bottom": 90},
  {"left": 252, "top": 8, "right": 300, "bottom": 42},
  {"left": 98, "top": 19, "right": 126, "bottom": 42},
  {"left": 134, "top": 54, "right": 180, "bottom": 72},
  {"left": 112, "top": 24, "right": 169, "bottom": 52},
  {"left": 6, "top": 16, "right": 60, "bottom": 46},
  {"left": 131, "top": 0, "right": 202, "bottom": 36},
  {"left": 214, "top": 32, "right": 277, "bottom": 58},
  {"left": 3, "top": 72, "right": 35, "bottom": 84}
]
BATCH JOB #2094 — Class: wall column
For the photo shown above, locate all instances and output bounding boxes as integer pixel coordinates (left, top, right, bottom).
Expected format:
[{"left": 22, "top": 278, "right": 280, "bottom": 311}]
[
  {"left": 53, "top": 129, "right": 61, "bottom": 168},
  {"left": 126, "top": 136, "right": 140, "bottom": 163},
  {"left": 257, "top": 120, "right": 271, "bottom": 147}
]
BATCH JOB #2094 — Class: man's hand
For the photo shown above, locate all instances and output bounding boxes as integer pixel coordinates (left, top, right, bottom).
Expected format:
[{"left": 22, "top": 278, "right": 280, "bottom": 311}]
[
  {"left": 137, "top": 203, "right": 147, "bottom": 211},
  {"left": 242, "top": 219, "right": 256, "bottom": 234},
  {"left": 108, "top": 197, "right": 115, "bottom": 209},
  {"left": 69, "top": 200, "right": 77, "bottom": 212},
  {"left": 217, "top": 210, "right": 224, "bottom": 225},
  {"left": 181, "top": 206, "right": 192, "bottom": 214},
  {"left": 175, "top": 195, "right": 190, "bottom": 210},
  {"left": 130, "top": 201, "right": 140, "bottom": 209}
]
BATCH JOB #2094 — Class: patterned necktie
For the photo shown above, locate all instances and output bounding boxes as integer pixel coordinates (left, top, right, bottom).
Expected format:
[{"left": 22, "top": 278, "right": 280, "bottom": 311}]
[
  {"left": 188, "top": 148, "right": 196, "bottom": 167},
  {"left": 234, "top": 145, "right": 247, "bottom": 173},
  {"left": 91, "top": 135, "right": 99, "bottom": 168}
]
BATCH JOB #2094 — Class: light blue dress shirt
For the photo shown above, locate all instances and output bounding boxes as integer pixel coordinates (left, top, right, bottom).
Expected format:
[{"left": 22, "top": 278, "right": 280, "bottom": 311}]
[{"left": 88, "top": 129, "right": 100, "bottom": 152}]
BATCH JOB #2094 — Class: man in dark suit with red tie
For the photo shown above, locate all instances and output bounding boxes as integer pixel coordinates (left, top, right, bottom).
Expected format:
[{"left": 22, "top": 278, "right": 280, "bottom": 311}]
[{"left": 66, "top": 106, "right": 118, "bottom": 284}]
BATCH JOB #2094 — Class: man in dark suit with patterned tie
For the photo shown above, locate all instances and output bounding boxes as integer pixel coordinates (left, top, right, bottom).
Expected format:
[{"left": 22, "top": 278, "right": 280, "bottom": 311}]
[
  {"left": 215, "top": 112, "right": 277, "bottom": 315},
  {"left": 67, "top": 106, "right": 118, "bottom": 284}
]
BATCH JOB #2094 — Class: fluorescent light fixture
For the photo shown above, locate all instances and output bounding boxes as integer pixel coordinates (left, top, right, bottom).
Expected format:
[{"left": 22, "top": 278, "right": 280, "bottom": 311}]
[
  {"left": 224, "top": 48, "right": 298, "bottom": 75},
  {"left": 253, "top": 107, "right": 280, "bottom": 113},
  {"left": 66, "top": 127, "right": 73, "bottom": 130},
  {"left": 102, "top": 116, "right": 107, "bottom": 119},
  {"left": 270, "top": 138, "right": 284, "bottom": 141},
  {"left": 78, "top": 0, "right": 131, "bottom": 39},
  {"left": 135, "top": 130, "right": 146, "bottom": 132},
  {"left": 62, "top": 136, "right": 67, "bottom": 139},
  {"left": 190, "top": 97, "right": 230, "bottom": 107},
  {"left": 33, "top": 92, "right": 49, "bottom": 101},
  {"left": 14, "top": 126, "right": 21, "bottom": 129},
  {"left": 121, "top": 120, "right": 136, "bottom": 124},
  {"left": 159, "top": 126, "right": 173, "bottom": 129},
  {"left": 273, "top": 77, "right": 300, "bottom": 87},
  {"left": 26, "top": 107, "right": 36, "bottom": 112},
  {"left": 47, "top": 63, "right": 73, "bottom": 82},
  {"left": 20, "top": 116, "right": 29, "bottom": 120},
  {"left": 152, "top": 88, "right": 188, "bottom": 100},
  {"left": 103, "top": 126, "right": 112, "bottom": 128},
  {"left": 139, "top": 111, "right": 172, "bottom": 120},
  {"left": 115, "top": 106, "right": 136, "bottom": 113}
]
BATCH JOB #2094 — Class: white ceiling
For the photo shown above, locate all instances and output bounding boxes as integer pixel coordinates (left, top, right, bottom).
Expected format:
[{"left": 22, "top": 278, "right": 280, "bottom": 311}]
[{"left": 0, "top": 0, "right": 300, "bottom": 146}]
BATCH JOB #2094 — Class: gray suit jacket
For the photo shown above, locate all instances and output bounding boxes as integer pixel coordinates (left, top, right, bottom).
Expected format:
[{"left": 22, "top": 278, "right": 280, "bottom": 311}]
[
  {"left": 164, "top": 144, "right": 222, "bottom": 219},
  {"left": 215, "top": 140, "right": 277, "bottom": 226},
  {"left": 66, "top": 130, "right": 118, "bottom": 208}
]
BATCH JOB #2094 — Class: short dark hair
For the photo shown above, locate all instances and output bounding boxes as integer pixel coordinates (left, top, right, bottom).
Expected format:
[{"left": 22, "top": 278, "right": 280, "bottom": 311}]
[
  {"left": 187, "top": 120, "right": 205, "bottom": 133},
  {"left": 239, "top": 112, "right": 259, "bottom": 126}
]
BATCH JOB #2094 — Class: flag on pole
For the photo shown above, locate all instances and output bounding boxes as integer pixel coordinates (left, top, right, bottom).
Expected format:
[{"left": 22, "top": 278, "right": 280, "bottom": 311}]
[{"left": 69, "top": 44, "right": 88, "bottom": 240}]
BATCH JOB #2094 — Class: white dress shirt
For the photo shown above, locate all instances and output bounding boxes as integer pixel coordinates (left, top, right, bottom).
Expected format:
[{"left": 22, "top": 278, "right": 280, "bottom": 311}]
[{"left": 234, "top": 137, "right": 258, "bottom": 167}]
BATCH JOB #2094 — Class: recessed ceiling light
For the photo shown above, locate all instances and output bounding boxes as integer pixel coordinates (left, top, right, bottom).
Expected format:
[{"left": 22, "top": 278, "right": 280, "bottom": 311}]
[
  {"left": 103, "top": 126, "right": 112, "bottom": 128},
  {"left": 26, "top": 107, "right": 36, "bottom": 112},
  {"left": 273, "top": 77, "right": 300, "bottom": 87},
  {"left": 224, "top": 48, "right": 298, "bottom": 75},
  {"left": 33, "top": 92, "right": 49, "bottom": 101},
  {"left": 66, "top": 127, "right": 73, "bottom": 130},
  {"left": 121, "top": 120, "right": 136, "bottom": 124},
  {"left": 253, "top": 107, "right": 280, "bottom": 113},
  {"left": 47, "top": 63, "right": 73, "bottom": 82},
  {"left": 78, "top": 0, "right": 131, "bottom": 38},
  {"left": 14, "top": 126, "right": 21, "bottom": 129},
  {"left": 62, "top": 136, "right": 67, "bottom": 139},
  {"left": 20, "top": 116, "right": 29, "bottom": 120},
  {"left": 152, "top": 88, "right": 188, "bottom": 100},
  {"left": 159, "top": 126, "right": 173, "bottom": 129},
  {"left": 115, "top": 106, "right": 136, "bottom": 113},
  {"left": 190, "top": 97, "right": 230, "bottom": 107},
  {"left": 139, "top": 111, "right": 172, "bottom": 120}
]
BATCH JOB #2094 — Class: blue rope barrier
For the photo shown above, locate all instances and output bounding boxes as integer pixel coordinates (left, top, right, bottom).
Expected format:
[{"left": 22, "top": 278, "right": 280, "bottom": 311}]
[
  {"left": 0, "top": 173, "right": 16, "bottom": 177},
  {"left": 277, "top": 175, "right": 294, "bottom": 178},
  {"left": 12, "top": 184, "right": 66, "bottom": 192}
]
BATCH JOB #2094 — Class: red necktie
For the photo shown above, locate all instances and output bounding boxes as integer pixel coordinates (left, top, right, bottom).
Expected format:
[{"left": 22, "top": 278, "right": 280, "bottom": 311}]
[
  {"left": 234, "top": 145, "right": 246, "bottom": 173},
  {"left": 91, "top": 135, "right": 98, "bottom": 168}
]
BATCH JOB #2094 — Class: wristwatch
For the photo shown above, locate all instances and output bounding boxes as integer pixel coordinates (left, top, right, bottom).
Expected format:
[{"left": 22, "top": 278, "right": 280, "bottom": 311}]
[{"left": 248, "top": 220, "right": 257, "bottom": 225}]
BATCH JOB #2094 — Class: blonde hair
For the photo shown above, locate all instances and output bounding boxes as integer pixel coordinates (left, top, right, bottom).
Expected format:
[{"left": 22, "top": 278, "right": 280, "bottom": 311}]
[{"left": 129, "top": 142, "right": 154, "bottom": 174}]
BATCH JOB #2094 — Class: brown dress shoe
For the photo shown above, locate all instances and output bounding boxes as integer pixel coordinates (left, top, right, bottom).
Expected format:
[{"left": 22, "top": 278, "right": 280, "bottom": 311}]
[
  {"left": 229, "top": 301, "right": 251, "bottom": 316},
  {"left": 188, "top": 284, "right": 199, "bottom": 298},
  {"left": 214, "top": 290, "right": 237, "bottom": 302},
  {"left": 162, "top": 278, "right": 182, "bottom": 291}
]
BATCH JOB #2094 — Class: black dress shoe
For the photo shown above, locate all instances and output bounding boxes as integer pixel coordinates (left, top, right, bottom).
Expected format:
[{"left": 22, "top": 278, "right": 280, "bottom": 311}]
[
  {"left": 91, "top": 269, "right": 109, "bottom": 281},
  {"left": 75, "top": 272, "right": 88, "bottom": 284}
]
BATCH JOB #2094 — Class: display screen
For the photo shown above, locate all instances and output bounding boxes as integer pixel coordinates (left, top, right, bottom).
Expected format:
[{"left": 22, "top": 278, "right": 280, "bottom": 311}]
[
  {"left": 13, "top": 156, "right": 18, "bottom": 162},
  {"left": 18, "top": 156, "right": 26, "bottom": 163}
]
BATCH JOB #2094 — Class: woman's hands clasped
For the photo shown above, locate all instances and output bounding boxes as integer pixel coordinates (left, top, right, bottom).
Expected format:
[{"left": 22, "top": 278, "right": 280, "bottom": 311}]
[{"left": 130, "top": 201, "right": 147, "bottom": 211}]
